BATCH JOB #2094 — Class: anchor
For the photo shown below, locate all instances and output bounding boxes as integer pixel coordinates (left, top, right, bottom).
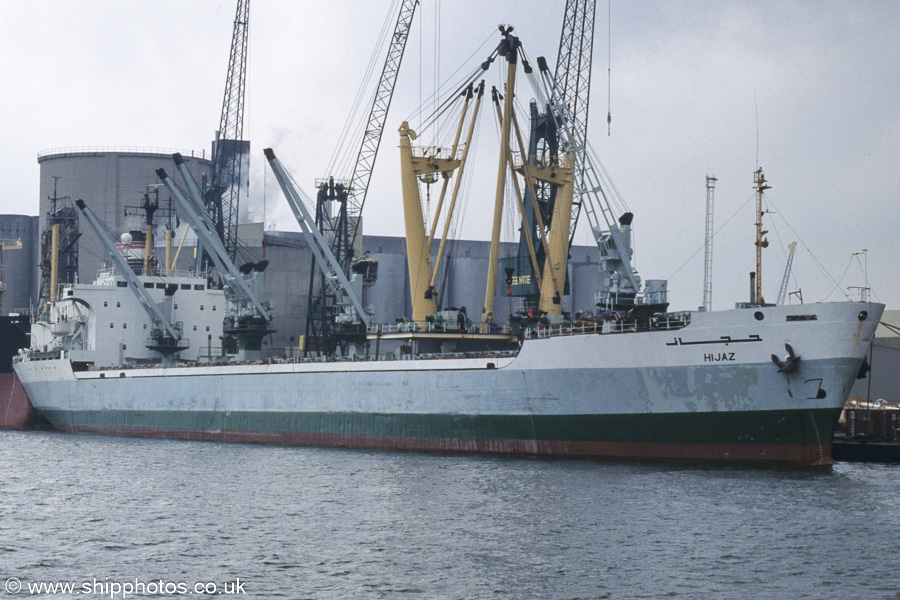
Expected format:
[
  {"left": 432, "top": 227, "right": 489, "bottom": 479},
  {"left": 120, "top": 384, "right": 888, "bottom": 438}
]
[
  {"left": 856, "top": 357, "right": 870, "bottom": 380},
  {"left": 771, "top": 343, "right": 801, "bottom": 373}
]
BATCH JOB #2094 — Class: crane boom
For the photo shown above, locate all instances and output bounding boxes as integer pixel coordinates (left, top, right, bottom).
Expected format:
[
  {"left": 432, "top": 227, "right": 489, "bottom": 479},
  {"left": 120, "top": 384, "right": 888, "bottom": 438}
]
[
  {"left": 776, "top": 242, "right": 797, "bottom": 306},
  {"left": 160, "top": 158, "right": 273, "bottom": 361},
  {"left": 554, "top": 0, "right": 597, "bottom": 248},
  {"left": 554, "top": 0, "right": 596, "bottom": 163},
  {"left": 159, "top": 159, "right": 270, "bottom": 323},
  {"left": 345, "top": 0, "right": 418, "bottom": 254},
  {"left": 265, "top": 149, "right": 370, "bottom": 327},
  {"left": 534, "top": 1, "right": 643, "bottom": 300},
  {"left": 207, "top": 0, "right": 250, "bottom": 263},
  {"left": 74, "top": 200, "right": 184, "bottom": 351},
  {"left": 304, "top": 0, "right": 417, "bottom": 356}
]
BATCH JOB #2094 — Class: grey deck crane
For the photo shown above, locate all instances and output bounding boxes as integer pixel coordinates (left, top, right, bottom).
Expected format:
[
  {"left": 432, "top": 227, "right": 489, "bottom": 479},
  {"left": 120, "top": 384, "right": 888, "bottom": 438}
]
[
  {"left": 158, "top": 155, "right": 273, "bottom": 361},
  {"left": 74, "top": 200, "right": 187, "bottom": 365},
  {"left": 265, "top": 149, "right": 371, "bottom": 355},
  {"left": 531, "top": 1, "right": 649, "bottom": 311},
  {"left": 305, "top": 0, "right": 417, "bottom": 356}
]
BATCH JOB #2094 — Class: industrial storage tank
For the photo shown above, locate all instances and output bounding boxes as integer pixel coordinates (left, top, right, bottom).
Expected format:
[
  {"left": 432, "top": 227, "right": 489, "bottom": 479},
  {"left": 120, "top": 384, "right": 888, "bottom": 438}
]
[{"left": 37, "top": 148, "right": 213, "bottom": 288}]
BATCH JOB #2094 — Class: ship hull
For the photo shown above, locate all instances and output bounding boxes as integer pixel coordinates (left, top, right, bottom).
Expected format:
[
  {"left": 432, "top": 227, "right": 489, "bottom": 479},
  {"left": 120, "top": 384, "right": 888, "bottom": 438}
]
[
  {"left": 40, "top": 406, "right": 842, "bottom": 465},
  {"left": 1, "top": 315, "right": 34, "bottom": 429},
  {"left": 0, "top": 372, "right": 34, "bottom": 429},
  {"left": 15, "top": 302, "right": 882, "bottom": 466}
]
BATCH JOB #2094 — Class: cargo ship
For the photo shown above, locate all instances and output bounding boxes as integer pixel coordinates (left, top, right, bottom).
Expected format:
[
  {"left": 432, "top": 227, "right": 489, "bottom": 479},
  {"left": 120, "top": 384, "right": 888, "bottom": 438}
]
[
  {"left": 12, "top": 160, "right": 883, "bottom": 465},
  {"left": 13, "top": 268, "right": 882, "bottom": 465},
  {"left": 12, "top": 25, "right": 884, "bottom": 466}
]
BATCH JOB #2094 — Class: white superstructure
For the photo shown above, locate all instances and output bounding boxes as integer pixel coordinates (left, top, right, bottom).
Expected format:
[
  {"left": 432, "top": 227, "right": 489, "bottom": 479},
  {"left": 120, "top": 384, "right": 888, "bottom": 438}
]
[{"left": 31, "top": 269, "right": 226, "bottom": 368}]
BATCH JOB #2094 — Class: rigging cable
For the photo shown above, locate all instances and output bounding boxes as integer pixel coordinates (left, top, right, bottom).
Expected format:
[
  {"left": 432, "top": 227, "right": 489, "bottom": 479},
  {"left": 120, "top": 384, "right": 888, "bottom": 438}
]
[
  {"left": 433, "top": 0, "right": 441, "bottom": 145},
  {"left": 667, "top": 191, "right": 756, "bottom": 282},
  {"left": 819, "top": 255, "right": 856, "bottom": 302},
  {"left": 879, "top": 321, "right": 900, "bottom": 335},
  {"left": 324, "top": 0, "right": 398, "bottom": 176},
  {"left": 763, "top": 194, "right": 851, "bottom": 301},
  {"left": 414, "top": 67, "right": 484, "bottom": 137},
  {"left": 405, "top": 29, "right": 498, "bottom": 125}
]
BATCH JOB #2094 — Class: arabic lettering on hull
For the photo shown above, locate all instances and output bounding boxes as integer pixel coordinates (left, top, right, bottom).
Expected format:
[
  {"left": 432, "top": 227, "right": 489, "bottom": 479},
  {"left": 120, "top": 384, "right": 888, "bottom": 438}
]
[{"left": 666, "top": 335, "right": 762, "bottom": 347}]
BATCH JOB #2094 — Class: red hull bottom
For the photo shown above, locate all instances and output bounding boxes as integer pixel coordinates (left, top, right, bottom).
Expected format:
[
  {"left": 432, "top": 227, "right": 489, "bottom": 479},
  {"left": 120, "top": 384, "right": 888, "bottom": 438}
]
[
  {"left": 56, "top": 424, "right": 834, "bottom": 467},
  {"left": 0, "top": 373, "right": 34, "bottom": 429}
]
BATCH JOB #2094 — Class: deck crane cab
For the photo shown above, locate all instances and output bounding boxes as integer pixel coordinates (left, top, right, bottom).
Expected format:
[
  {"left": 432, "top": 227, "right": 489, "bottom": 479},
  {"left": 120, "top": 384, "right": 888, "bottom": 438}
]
[
  {"left": 302, "top": 0, "right": 418, "bottom": 357},
  {"left": 264, "top": 149, "right": 372, "bottom": 358},
  {"left": 530, "top": 1, "right": 669, "bottom": 322},
  {"left": 157, "top": 154, "right": 274, "bottom": 361}
]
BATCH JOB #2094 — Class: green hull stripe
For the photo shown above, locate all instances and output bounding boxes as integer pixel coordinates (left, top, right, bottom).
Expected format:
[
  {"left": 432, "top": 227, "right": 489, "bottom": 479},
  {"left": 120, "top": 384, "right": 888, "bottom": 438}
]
[{"left": 43, "top": 407, "right": 842, "bottom": 447}]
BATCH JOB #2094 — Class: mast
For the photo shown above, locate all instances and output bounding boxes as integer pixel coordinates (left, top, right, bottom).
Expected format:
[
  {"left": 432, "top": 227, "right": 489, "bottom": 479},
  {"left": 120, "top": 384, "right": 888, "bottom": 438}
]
[
  {"left": 40, "top": 178, "right": 80, "bottom": 306},
  {"left": 483, "top": 28, "right": 519, "bottom": 329},
  {"left": 703, "top": 175, "right": 716, "bottom": 311},
  {"left": 50, "top": 223, "right": 59, "bottom": 302},
  {"left": 537, "top": 155, "right": 574, "bottom": 315},
  {"left": 753, "top": 168, "right": 770, "bottom": 303}
]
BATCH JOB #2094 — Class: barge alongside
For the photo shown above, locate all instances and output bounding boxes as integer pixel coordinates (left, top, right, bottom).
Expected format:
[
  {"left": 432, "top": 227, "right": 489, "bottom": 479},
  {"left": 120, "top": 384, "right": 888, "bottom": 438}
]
[{"left": 1, "top": 314, "right": 34, "bottom": 429}]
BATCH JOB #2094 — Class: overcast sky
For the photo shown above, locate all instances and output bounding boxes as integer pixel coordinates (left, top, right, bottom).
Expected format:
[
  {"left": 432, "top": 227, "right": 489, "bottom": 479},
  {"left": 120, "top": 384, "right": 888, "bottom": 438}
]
[{"left": 2, "top": 0, "right": 898, "bottom": 312}]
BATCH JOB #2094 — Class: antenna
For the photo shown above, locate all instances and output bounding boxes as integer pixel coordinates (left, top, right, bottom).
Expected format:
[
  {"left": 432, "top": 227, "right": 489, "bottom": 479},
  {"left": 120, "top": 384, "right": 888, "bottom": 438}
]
[
  {"left": 754, "top": 91, "right": 759, "bottom": 169},
  {"left": 607, "top": 0, "right": 611, "bottom": 136},
  {"left": 851, "top": 249, "right": 869, "bottom": 302}
]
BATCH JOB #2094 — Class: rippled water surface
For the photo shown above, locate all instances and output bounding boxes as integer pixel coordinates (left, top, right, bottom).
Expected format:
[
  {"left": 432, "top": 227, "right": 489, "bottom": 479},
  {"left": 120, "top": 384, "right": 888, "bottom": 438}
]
[{"left": 2, "top": 430, "right": 899, "bottom": 599}]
